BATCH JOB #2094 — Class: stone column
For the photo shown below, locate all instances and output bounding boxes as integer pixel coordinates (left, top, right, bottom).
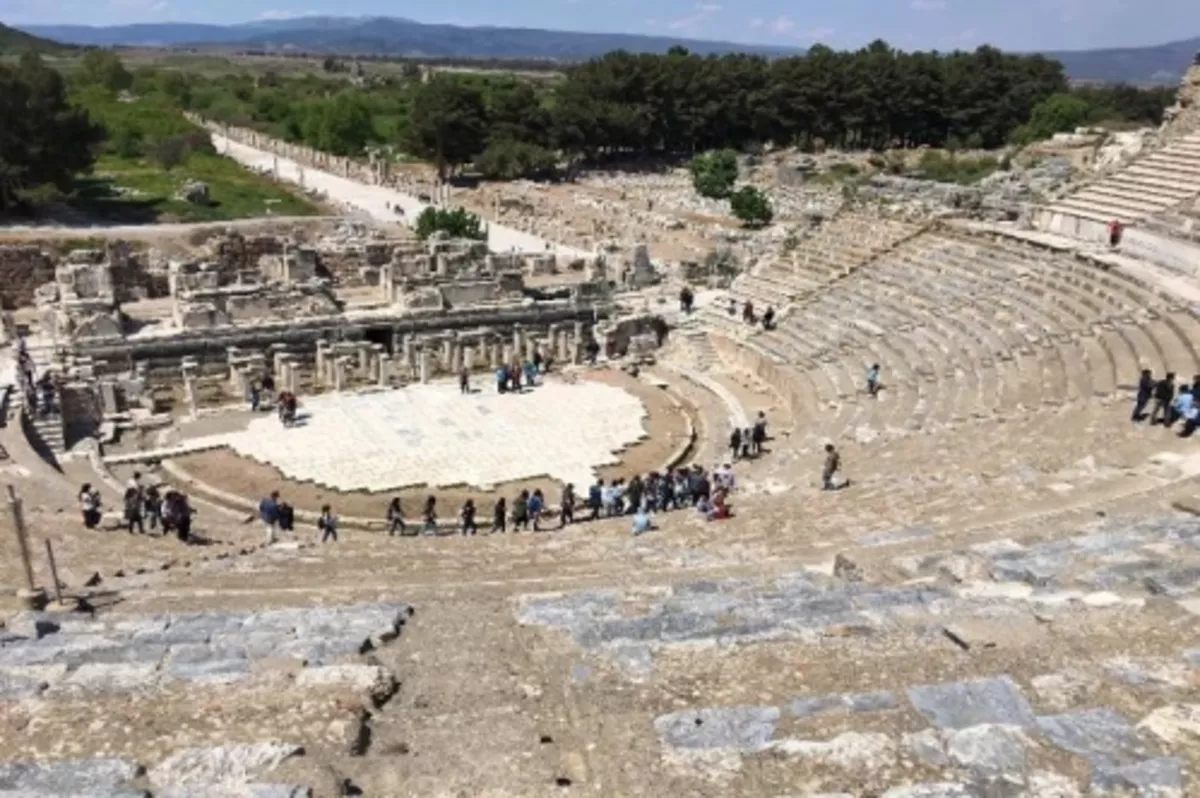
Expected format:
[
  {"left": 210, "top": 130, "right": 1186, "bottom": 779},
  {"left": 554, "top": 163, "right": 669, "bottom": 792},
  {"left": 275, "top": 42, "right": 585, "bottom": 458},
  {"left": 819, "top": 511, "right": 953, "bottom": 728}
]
[
  {"left": 419, "top": 348, "right": 430, "bottom": 384},
  {"left": 226, "top": 347, "right": 242, "bottom": 386},
  {"left": 572, "top": 322, "right": 584, "bottom": 364},
  {"left": 358, "top": 342, "right": 371, "bottom": 373},
  {"left": 403, "top": 335, "right": 415, "bottom": 378},
  {"left": 525, "top": 334, "right": 538, "bottom": 363},
  {"left": 284, "top": 362, "right": 298, "bottom": 394},
  {"left": 315, "top": 340, "right": 330, "bottom": 387},
  {"left": 556, "top": 325, "right": 571, "bottom": 362},
  {"left": 181, "top": 357, "right": 199, "bottom": 420},
  {"left": 370, "top": 344, "right": 386, "bottom": 383},
  {"left": 502, "top": 343, "right": 514, "bottom": 365},
  {"left": 378, "top": 354, "right": 391, "bottom": 387},
  {"left": 489, "top": 336, "right": 501, "bottom": 369},
  {"left": 441, "top": 338, "right": 454, "bottom": 372},
  {"left": 462, "top": 345, "right": 475, "bottom": 372},
  {"left": 512, "top": 325, "right": 524, "bottom": 359},
  {"left": 333, "top": 356, "right": 348, "bottom": 392}
]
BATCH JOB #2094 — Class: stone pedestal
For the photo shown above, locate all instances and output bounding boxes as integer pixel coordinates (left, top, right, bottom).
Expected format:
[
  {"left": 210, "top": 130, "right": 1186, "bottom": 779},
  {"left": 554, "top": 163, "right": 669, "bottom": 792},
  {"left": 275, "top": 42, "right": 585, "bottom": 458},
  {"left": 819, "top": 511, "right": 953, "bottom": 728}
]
[
  {"left": 462, "top": 345, "right": 475, "bottom": 372},
  {"left": 419, "top": 349, "right": 430, "bottom": 384},
  {"left": 489, "top": 337, "right": 501, "bottom": 369},
  {"left": 378, "top": 354, "right": 391, "bottom": 387},
  {"left": 572, "top": 322, "right": 585, "bottom": 364},
  {"left": 502, "top": 344, "right": 514, "bottom": 365},
  {"left": 441, "top": 338, "right": 454, "bottom": 372},
  {"left": 315, "top": 340, "right": 331, "bottom": 387},
  {"left": 512, "top": 325, "right": 524, "bottom": 357}
]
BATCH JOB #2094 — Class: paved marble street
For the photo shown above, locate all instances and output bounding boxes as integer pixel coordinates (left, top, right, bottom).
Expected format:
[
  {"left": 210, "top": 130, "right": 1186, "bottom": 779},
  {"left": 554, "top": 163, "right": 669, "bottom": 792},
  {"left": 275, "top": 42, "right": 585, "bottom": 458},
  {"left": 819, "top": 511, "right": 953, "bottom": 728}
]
[{"left": 190, "top": 379, "right": 649, "bottom": 492}]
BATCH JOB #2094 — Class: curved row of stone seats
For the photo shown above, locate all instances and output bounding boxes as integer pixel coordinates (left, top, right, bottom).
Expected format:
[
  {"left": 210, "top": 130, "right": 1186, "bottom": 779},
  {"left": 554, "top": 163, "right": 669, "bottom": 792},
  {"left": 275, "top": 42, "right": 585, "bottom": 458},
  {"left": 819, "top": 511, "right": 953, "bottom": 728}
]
[
  {"left": 736, "top": 230, "right": 1200, "bottom": 450},
  {"left": 1044, "top": 131, "right": 1200, "bottom": 224}
]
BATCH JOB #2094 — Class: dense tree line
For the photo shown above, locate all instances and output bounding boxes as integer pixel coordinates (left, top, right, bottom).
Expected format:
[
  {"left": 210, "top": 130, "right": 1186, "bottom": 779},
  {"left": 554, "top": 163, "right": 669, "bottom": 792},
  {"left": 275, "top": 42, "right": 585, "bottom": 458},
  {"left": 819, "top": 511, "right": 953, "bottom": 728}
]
[
  {"left": 176, "top": 41, "right": 1175, "bottom": 181},
  {"left": 0, "top": 54, "right": 103, "bottom": 211}
]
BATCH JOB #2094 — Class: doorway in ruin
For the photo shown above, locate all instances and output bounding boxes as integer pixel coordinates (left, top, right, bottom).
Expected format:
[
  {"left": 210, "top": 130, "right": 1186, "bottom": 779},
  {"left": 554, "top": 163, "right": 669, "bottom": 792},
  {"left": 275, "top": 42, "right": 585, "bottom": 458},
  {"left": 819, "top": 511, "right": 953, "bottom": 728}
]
[{"left": 364, "top": 327, "right": 393, "bottom": 354}]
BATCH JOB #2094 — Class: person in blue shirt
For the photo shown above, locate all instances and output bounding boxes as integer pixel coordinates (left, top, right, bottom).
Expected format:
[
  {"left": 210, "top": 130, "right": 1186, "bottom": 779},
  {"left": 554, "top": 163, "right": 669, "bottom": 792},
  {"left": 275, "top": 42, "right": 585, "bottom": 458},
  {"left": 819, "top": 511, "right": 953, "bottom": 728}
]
[
  {"left": 866, "top": 364, "right": 881, "bottom": 397},
  {"left": 496, "top": 365, "right": 509, "bottom": 394},
  {"left": 631, "top": 508, "right": 653, "bottom": 536},
  {"left": 1172, "top": 387, "right": 1196, "bottom": 432},
  {"left": 259, "top": 490, "right": 280, "bottom": 544}
]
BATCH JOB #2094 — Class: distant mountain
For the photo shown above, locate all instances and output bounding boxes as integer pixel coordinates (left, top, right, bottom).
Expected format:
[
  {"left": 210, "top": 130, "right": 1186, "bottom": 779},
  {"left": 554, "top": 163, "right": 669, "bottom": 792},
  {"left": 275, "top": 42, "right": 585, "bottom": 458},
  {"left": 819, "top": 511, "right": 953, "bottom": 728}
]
[
  {"left": 0, "top": 21, "right": 71, "bottom": 54},
  {"left": 15, "top": 17, "right": 1200, "bottom": 83},
  {"left": 20, "top": 17, "right": 800, "bottom": 60},
  {"left": 1046, "top": 38, "right": 1200, "bottom": 85}
]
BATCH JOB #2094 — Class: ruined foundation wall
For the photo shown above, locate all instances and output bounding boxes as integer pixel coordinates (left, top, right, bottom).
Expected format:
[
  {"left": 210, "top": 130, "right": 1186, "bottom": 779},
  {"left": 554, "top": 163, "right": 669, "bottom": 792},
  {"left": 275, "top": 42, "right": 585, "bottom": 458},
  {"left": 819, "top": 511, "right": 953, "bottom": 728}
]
[{"left": 0, "top": 246, "right": 55, "bottom": 309}]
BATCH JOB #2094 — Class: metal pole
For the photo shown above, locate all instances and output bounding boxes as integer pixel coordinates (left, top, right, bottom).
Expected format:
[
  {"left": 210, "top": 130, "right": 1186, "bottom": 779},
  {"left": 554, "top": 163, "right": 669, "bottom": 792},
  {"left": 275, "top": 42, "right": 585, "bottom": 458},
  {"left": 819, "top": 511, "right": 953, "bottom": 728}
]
[
  {"left": 43, "top": 540, "right": 62, "bottom": 605},
  {"left": 6, "top": 484, "right": 36, "bottom": 593}
]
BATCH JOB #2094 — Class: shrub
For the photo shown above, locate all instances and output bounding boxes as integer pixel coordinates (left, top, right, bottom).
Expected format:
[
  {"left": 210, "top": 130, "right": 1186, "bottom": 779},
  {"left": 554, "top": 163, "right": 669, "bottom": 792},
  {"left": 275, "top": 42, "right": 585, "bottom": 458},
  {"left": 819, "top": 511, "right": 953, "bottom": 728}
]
[
  {"left": 690, "top": 149, "right": 739, "bottom": 199},
  {"left": 415, "top": 206, "right": 485, "bottom": 240},
  {"left": 729, "top": 186, "right": 773, "bottom": 227}
]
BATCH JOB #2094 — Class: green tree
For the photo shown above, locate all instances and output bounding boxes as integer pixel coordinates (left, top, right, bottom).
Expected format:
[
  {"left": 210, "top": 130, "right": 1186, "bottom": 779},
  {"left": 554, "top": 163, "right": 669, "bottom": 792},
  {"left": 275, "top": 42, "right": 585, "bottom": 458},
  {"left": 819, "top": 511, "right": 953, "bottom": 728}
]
[
  {"left": 690, "top": 149, "right": 739, "bottom": 199},
  {"left": 475, "top": 138, "right": 557, "bottom": 180},
  {"left": 77, "top": 49, "right": 134, "bottom": 94},
  {"left": 303, "top": 94, "right": 372, "bottom": 156},
  {"left": 152, "top": 135, "right": 189, "bottom": 170},
  {"left": 0, "top": 54, "right": 104, "bottom": 212},
  {"left": 415, "top": 206, "right": 485, "bottom": 240},
  {"left": 403, "top": 76, "right": 487, "bottom": 180},
  {"left": 729, "top": 186, "right": 773, "bottom": 228},
  {"left": 1010, "top": 92, "right": 1092, "bottom": 145}
]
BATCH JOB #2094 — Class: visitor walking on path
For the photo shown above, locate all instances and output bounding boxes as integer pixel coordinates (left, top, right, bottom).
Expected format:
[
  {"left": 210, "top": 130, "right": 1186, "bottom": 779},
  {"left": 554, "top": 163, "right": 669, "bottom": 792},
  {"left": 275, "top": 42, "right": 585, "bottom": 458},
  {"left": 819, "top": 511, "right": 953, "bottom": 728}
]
[
  {"left": 1133, "top": 369, "right": 1155, "bottom": 422},
  {"left": 560, "top": 483, "right": 576, "bottom": 527},
  {"left": 751, "top": 412, "right": 767, "bottom": 455},
  {"left": 386, "top": 497, "right": 407, "bottom": 536},
  {"left": 491, "top": 497, "right": 507, "bottom": 533},
  {"left": 317, "top": 504, "right": 339, "bottom": 543},
  {"left": 459, "top": 367, "right": 470, "bottom": 394},
  {"left": 529, "top": 489, "right": 545, "bottom": 531},
  {"left": 143, "top": 485, "right": 162, "bottom": 533},
  {"left": 123, "top": 487, "right": 145, "bottom": 535},
  {"left": 461, "top": 499, "right": 478, "bottom": 535},
  {"left": 259, "top": 491, "right": 281, "bottom": 543},
  {"left": 1151, "top": 373, "right": 1177, "bottom": 426},
  {"left": 513, "top": 490, "right": 530, "bottom": 531},
  {"left": 422, "top": 495, "right": 438, "bottom": 535},
  {"left": 79, "top": 484, "right": 102, "bottom": 529},
  {"left": 822, "top": 444, "right": 844, "bottom": 491},
  {"left": 729, "top": 428, "right": 742, "bottom": 461},
  {"left": 866, "top": 364, "right": 881, "bottom": 397},
  {"left": 588, "top": 480, "right": 603, "bottom": 521}
]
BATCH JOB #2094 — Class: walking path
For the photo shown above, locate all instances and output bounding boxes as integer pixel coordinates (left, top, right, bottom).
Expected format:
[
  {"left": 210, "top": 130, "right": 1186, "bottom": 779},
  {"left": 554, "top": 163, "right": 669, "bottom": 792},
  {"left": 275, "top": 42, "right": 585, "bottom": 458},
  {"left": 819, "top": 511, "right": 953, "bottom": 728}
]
[{"left": 212, "top": 134, "right": 593, "bottom": 260}]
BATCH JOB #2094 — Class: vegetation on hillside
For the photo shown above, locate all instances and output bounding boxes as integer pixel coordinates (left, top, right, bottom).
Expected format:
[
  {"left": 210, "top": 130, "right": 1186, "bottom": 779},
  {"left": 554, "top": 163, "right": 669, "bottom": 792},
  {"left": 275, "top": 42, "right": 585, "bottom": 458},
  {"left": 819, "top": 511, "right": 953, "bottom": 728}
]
[
  {"left": 690, "top": 150, "right": 739, "bottom": 199},
  {"left": 0, "top": 49, "right": 318, "bottom": 221},
  {"left": 0, "top": 22, "right": 71, "bottom": 55},
  {"left": 415, "top": 207, "right": 485, "bottom": 241}
]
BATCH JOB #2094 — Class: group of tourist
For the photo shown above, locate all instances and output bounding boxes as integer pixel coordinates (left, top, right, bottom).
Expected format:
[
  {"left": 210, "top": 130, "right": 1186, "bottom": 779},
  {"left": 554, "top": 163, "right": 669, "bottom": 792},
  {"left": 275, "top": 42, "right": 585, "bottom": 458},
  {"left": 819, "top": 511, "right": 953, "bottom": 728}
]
[
  {"left": 79, "top": 472, "right": 197, "bottom": 542},
  {"left": 494, "top": 348, "right": 555, "bottom": 394},
  {"left": 12, "top": 336, "right": 55, "bottom": 417},
  {"left": 1132, "top": 369, "right": 1200, "bottom": 436},
  {"left": 728, "top": 298, "right": 776, "bottom": 331}
]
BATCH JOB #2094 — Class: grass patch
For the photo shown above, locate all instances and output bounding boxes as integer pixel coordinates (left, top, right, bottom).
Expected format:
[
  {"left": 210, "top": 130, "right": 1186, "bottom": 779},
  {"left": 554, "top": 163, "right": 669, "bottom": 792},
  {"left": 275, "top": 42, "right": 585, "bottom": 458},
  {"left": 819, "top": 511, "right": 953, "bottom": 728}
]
[
  {"left": 912, "top": 151, "right": 1001, "bottom": 185},
  {"left": 69, "top": 151, "right": 320, "bottom": 224}
]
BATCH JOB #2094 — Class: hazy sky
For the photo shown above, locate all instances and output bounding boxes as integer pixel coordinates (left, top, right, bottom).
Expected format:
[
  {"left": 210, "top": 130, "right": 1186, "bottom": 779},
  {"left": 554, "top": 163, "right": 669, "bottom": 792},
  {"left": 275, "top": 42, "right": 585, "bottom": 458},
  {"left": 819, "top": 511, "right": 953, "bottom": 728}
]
[{"left": 4, "top": 0, "right": 1197, "bottom": 51}]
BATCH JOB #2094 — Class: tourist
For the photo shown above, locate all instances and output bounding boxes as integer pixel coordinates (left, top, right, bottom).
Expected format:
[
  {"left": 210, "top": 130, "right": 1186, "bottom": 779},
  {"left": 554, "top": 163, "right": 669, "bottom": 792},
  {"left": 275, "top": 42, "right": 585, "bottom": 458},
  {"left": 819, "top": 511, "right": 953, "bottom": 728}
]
[
  {"left": 762, "top": 306, "right": 775, "bottom": 330},
  {"left": 626, "top": 475, "right": 644, "bottom": 514},
  {"left": 510, "top": 363, "right": 523, "bottom": 393},
  {"left": 690, "top": 466, "right": 711, "bottom": 505},
  {"left": 679, "top": 286, "right": 694, "bottom": 314},
  {"left": 1181, "top": 397, "right": 1200, "bottom": 438},
  {"left": 1151, "top": 373, "right": 1177, "bottom": 426},
  {"left": 587, "top": 479, "right": 603, "bottom": 521},
  {"left": 866, "top": 364, "right": 881, "bottom": 397},
  {"left": 716, "top": 463, "right": 736, "bottom": 493},
  {"left": 496, "top": 364, "right": 509, "bottom": 394},
  {"left": 1133, "top": 369, "right": 1155, "bottom": 422},
  {"left": 585, "top": 340, "right": 600, "bottom": 365},
  {"left": 386, "top": 497, "right": 407, "bottom": 536},
  {"left": 79, "top": 483, "right": 101, "bottom": 529},
  {"left": 710, "top": 488, "right": 731, "bottom": 520},
  {"left": 278, "top": 501, "right": 295, "bottom": 534},
  {"left": 128, "top": 471, "right": 144, "bottom": 494},
  {"left": 729, "top": 428, "right": 742, "bottom": 461},
  {"left": 143, "top": 484, "right": 162, "bottom": 533},
  {"left": 123, "top": 487, "right": 145, "bottom": 535},
  {"left": 657, "top": 471, "right": 675, "bottom": 510},
  {"left": 559, "top": 483, "right": 576, "bottom": 527},
  {"left": 529, "top": 489, "right": 545, "bottom": 531},
  {"left": 674, "top": 469, "right": 692, "bottom": 507},
  {"left": 1193, "top": 374, "right": 1200, "bottom": 400},
  {"left": 523, "top": 360, "right": 538, "bottom": 387},
  {"left": 261, "top": 372, "right": 276, "bottom": 398},
  {"left": 259, "top": 490, "right": 281, "bottom": 544},
  {"left": 740, "top": 428, "right": 753, "bottom": 459},
  {"left": 727, "top": 298, "right": 737, "bottom": 316},
  {"left": 460, "top": 499, "right": 478, "bottom": 535},
  {"left": 742, "top": 300, "right": 755, "bottom": 324},
  {"left": 631, "top": 507, "right": 653, "bottom": 536},
  {"left": 491, "top": 497, "right": 507, "bottom": 533},
  {"left": 695, "top": 494, "right": 715, "bottom": 519},
  {"left": 1107, "top": 219, "right": 1124, "bottom": 249},
  {"left": 1170, "top": 387, "right": 1194, "bottom": 429},
  {"left": 248, "top": 381, "right": 261, "bottom": 412},
  {"left": 822, "top": 444, "right": 843, "bottom": 491},
  {"left": 751, "top": 412, "right": 768, "bottom": 455},
  {"left": 422, "top": 495, "right": 438, "bottom": 535},
  {"left": 317, "top": 504, "right": 339, "bottom": 543},
  {"left": 459, "top": 367, "right": 470, "bottom": 394},
  {"left": 513, "top": 490, "right": 530, "bottom": 531}
]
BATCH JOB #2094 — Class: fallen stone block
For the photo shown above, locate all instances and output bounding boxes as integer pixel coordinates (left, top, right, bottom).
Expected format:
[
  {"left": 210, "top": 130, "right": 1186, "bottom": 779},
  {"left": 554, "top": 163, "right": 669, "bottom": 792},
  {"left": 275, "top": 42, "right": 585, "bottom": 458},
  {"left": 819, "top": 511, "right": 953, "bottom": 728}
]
[
  {"left": 149, "top": 744, "right": 304, "bottom": 788},
  {"left": 294, "top": 664, "right": 397, "bottom": 706},
  {"left": 51, "top": 663, "right": 161, "bottom": 695},
  {"left": 155, "top": 785, "right": 312, "bottom": 798},
  {"left": 942, "top": 724, "right": 1028, "bottom": 779},
  {"left": 880, "top": 784, "right": 977, "bottom": 798},
  {"left": 0, "top": 758, "right": 142, "bottom": 794},
  {"left": 653, "top": 706, "right": 780, "bottom": 752},
  {"left": 1036, "top": 708, "right": 1159, "bottom": 767},
  {"left": 902, "top": 729, "right": 949, "bottom": 767},
  {"left": 768, "top": 731, "right": 896, "bottom": 770},
  {"left": 907, "top": 676, "right": 1037, "bottom": 730},
  {"left": 165, "top": 659, "right": 252, "bottom": 685},
  {"left": 1091, "top": 756, "right": 1183, "bottom": 795}
]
